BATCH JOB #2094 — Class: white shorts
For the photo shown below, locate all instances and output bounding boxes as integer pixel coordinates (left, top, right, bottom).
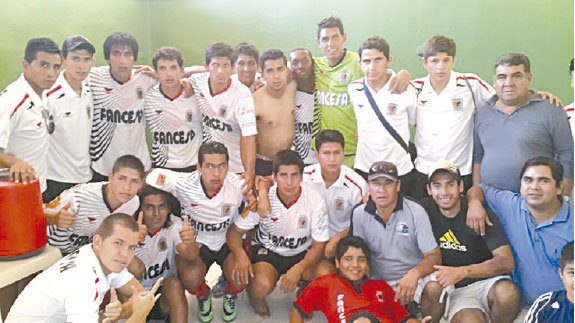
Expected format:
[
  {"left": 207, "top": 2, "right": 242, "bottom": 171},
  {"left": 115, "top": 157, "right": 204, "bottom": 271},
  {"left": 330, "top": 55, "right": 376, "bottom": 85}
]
[
  {"left": 446, "top": 275, "right": 511, "bottom": 321},
  {"left": 387, "top": 272, "right": 438, "bottom": 304}
]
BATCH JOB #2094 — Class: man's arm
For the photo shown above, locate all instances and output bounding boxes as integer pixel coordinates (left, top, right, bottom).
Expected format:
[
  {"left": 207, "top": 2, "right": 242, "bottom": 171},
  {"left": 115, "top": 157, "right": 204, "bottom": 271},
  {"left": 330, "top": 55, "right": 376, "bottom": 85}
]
[
  {"left": 325, "top": 228, "right": 349, "bottom": 259},
  {"left": 280, "top": 239, "right": 327, "bottom": 293},
  {"left": 115, "top": 277, "right": 146, "bottom": 319},
  {"left": 388, "top": 69, "right": 411, "bottom": 93},
  {"left": 0, "top": 150, "right": 36, "bottom": 183},
  {"left": 289, "top": 307, "right": 305, "bottom": 323},
  {"left": 396, "top": 247, "right": 441, "bottom": 304},
  {"left": 466, "top": 185, "right": 492, "bottom": 236},
  {"left": 226, "top": 223, "right": 253, "bottom": 286},
  {"left": 240, "top": 134, "right": 256, "bottom": 190},
  {"left": 176, "top": 215, "right": 199, "bottom": 261},
  {"left": 549, "top": 107, "right": 575, "bottom": 196}
]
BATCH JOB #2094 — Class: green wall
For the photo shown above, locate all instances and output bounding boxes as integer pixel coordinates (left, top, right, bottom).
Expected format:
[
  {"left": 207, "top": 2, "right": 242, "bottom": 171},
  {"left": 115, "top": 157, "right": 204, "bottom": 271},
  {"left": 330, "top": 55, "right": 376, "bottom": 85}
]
[{"left": 1, "top": 0, "right": 573, "bottom": 102}]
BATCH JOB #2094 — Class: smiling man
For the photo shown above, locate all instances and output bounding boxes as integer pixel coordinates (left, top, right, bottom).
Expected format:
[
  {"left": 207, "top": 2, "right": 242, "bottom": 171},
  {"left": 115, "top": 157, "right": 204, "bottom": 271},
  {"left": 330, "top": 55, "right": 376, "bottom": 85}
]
[{"left": 232, "top": 42, "right": 261, "bottom": 91}]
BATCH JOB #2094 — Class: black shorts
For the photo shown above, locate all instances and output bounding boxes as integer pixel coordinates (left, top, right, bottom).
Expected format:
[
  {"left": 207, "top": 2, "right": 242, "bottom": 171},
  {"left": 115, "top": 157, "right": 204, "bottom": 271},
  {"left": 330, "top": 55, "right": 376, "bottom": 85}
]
[
  {"left": 146, "top": 288, "right": 168, "bottom": 321},
  {"left": 157, "top": 165, "right": 197, "bottom": 173},
  {"left": 199, "top": 244, "right": 230, "bottom": 268},
  {"left": 250, "top": 244, "right": 307, "bottom": 275},
  {"left": 43, "top": 180, "right": 77, "bottom": 203},
  {"left": 255, "top": 157, "right": 273, "bottom": 176}
]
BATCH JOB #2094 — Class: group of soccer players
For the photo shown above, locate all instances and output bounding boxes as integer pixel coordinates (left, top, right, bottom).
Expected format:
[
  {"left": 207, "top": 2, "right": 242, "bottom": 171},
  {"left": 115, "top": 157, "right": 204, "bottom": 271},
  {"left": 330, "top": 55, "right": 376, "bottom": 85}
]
[{"left": 1, "top": 14, "right": 574, "bottom": 323}]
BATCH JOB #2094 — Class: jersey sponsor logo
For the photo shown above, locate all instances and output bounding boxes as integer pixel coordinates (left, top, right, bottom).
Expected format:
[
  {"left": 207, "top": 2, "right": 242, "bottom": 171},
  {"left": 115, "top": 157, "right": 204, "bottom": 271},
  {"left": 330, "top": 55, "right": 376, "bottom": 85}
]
[
  {"left": 296, "top": 104, "right": 302, "bottom": 110},
  {"left": 190, "top": 218, "right": 231, "bottom": 232},
  {"left": 159, "top": 237, "right": 167, "bottom": 251},
  {"left": 387, "top": 103, "right": 397, "bottom": 115},
  {"left": 239, "top": 105, "right": 253, "bottom": 116},
  {"left": 420, "top": 100, "right": 427, "bottom": 105},
  {"left": 335, "top": 198, "right": 344, "bottom": 211},
  {"left": 336, "top": 294, "right": 345, "bottom": 323},
  {"left": 376, "top": 290, "right": 384, "bottom": 302},
  {"left": 396, "top": 222, "right": 409, "bottom": 236},
  {"left": 316, "top": 91, "right": 350, "bottom": 107},
  {"left": 143, "top": 258, "right": 170, "bottom": 280},
  {"left": 59, "top": 248, "right": 80, "bottom": 273},
  {"left": 265, "top": 232, "right": 308, "bottom": 249},
  {"left": 203, "top": 115, "right": 233, "bottom": 132},
  {"left": 295, "top": 121, "right": 313, "bottom": 135},
  {"left": 452, "top": 98, "right": 463, "bottom": 111},
  {"left": 438, "top": 229, "right": 467, "bottom": 252},
  {"left": 298, "top": 215, "right": 308, "bottom": 229},
  {"left": 136, "top": 86, "right": 144, "bottom": 99},
  {"left": 358, "top": 104, "right": 364, "bottom": 109},
  {"left": 64, "top": 111, "right": 72, "bottom": 118},
  {"left": 69, "top": 233, "right": 92, "bottom": 248},
  {"left": 340, "top": 72, "right": 349, "bottom": 84},
  {"left": 218, "top": 104, "right": 228, "bottom": 117},
  {"left": 155, "top": 109, "right": 163, "bottom": 115},
  {"left": 98, "top": 108, "right": 144, "bottom": 124},
  {"left": 153, "top": 130, "right": 196, "bottom": 145}
]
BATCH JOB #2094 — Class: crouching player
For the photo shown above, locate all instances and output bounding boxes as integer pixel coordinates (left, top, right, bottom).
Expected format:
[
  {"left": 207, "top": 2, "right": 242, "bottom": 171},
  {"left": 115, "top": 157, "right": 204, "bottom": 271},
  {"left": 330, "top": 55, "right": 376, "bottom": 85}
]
[
  {"left": 227, "top": 150, "right": 333, "bottom": 317},
  {"left": 127, "top": 186, "right": 192, "bottom": 322},
  {"left": 291, "top": 236, "right": 431, "bottom": 323}
]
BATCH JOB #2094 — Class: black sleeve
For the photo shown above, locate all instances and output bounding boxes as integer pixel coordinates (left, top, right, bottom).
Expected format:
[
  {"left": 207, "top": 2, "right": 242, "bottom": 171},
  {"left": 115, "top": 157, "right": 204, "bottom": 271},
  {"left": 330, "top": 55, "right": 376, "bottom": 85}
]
[
  {"left": 292, "top": 302, "right": 311, "bottom": 319},
  {"left": 483, "top": 206, "right": 510, "bottom": 252}
]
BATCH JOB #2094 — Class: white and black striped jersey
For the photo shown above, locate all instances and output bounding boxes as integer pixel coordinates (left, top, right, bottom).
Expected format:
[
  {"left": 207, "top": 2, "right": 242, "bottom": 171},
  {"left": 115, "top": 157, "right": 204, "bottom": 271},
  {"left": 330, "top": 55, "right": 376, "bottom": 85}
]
[
  {"left": 235, "top": 183, "right": 329, "bottom": 256},
  {"left": 135, "top": 214, "right": 182, "bottom": 290},
  {"left": 293, "top": 91, "right": 317, "bottom": 165},
  {"left": 143, "top": 85, "right": 202, "bottom": 168},
  {"left": 89, "top": 66, "right": 155, "bottom": 175},
  {"left": 189, "top": 72, "right": 257, "bottom": 173},
  {"left": 45, "top": 182, "right": 140, "bottom": 255},
  {"left": 146, "top": 168, "right": 244, "bottom": 251}
]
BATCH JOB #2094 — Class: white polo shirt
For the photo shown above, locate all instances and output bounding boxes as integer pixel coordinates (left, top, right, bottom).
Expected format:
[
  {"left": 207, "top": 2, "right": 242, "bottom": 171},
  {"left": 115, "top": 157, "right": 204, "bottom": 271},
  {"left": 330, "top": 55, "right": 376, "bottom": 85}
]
[
  {"left": 412, "top": 72, "right": 494, "bottom": 176},
  {"left": 46, "top": 72, "right": 93, "bottom": 183},
  {"left": 190, "top": 72, "right": 257, "bottom": 173},
  {"left": 89, "top": 67, "right": 155, "bottom": 176},
  {"left": 235, "top": 182, "right": 329, "bottom": 256},
  {"left": 143, "top": 84, "right": 202, "bottom": 168},
  {"left": 348, "top": 74, "right": 417, "bottom": 175},
  {"left": 293, "top": 90, "right": 317, "bottom": 165},
  {"left": 6, "top": 244, "right": 133, "bottom": 323},
  {"left": 0, "top": 74, "right": 48, "bottom": 192},
  {"left": 303, "top": 163, "right": 366, "bottom": 237}
]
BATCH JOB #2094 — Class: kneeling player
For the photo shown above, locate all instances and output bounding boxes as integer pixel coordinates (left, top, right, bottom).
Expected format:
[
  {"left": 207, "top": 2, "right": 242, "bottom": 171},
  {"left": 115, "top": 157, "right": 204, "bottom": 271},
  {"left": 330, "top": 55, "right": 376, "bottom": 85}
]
[
  {"left": 291, "top": 236, "right": 431, "bottom": 323},
  {"left": 145, "top": 141, "right": 249, "bottom": 322},
  {"left": 128, "top": 187, "right": 193, "bottom": 323},
  {"left": 227, "top": 150, "right": 333, "bottom": 317}
]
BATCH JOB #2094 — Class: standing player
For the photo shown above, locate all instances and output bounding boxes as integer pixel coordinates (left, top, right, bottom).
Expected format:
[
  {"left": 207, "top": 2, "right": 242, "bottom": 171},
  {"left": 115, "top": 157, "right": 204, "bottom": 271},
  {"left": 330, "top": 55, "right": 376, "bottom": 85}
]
[
  {"left": 348, "top": 36, "right": 418, "bottom": 196},
  {"left": 253, "top": 49, "right": 297, "bottom": 176},
  {"left": 89, "top": 32, "right": 155, "bottom": 181},
  {"left": 564, "top": 59, "right": 574, "bottom": 137},
  {"left": 45, "top": 155, "right": 143, "bottom": 255},
  {"left": 232, "top": 42, "right": 261, "bottom": 91},
  {"left": 44, "top": 35, "right": 96, "bottom": 202},
  {"left": 289, "top": 47, "right": 317, "bottom": 166},
  {"left": 190, "top": 42, "right": 256, "bottom": 188},
  {"left": 227, "top": 150, "right": 332, "bottom": 317},
  {"left": 144, "top": 47, "right": 202, "bottom": 172},
  {"left": 0, "top": 38, "right": 61, "bottom": 194},
  {"left": 128, "top": 187, "right": 191, "bottom": 323},
  {"left": 145, "top": 142, "right": 249, "bottom": 322}
]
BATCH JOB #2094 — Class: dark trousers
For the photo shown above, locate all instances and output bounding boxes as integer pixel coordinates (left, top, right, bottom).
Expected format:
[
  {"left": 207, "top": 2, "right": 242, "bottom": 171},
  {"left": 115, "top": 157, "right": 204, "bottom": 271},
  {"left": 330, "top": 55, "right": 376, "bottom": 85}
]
[{"left": 42, "top": 180, "right": 78, "bottom": 203}]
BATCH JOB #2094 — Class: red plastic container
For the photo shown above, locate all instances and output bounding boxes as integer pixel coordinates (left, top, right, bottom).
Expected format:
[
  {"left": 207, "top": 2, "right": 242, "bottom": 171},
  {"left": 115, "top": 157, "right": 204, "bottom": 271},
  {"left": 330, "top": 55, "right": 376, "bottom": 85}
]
[{"left": 0, "top": 179, "right": 47, "bottom": 258}]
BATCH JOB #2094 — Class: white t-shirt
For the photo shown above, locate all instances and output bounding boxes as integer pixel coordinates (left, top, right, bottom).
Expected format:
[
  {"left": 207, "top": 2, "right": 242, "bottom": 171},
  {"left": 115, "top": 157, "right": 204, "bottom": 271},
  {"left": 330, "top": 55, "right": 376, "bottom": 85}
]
[
  {"left": 143, "top": 84, "right": 202, "bottom": 168},
  {"left": 89, "top": 67, "right": 155, "bottom": 175},
  {"left": 146, "top": 168, "right": 244, "bottom": 251},
  {"left": 235, "top": 183, "right": 329, "bottom": 256},
  {"left": 348, "top": 74, "right": 417, "bottom": 175},
  {"left": 6, "top": 244, "right": 133, "bottom": 323},
  {"left": 0, "top": 74, "right": 48, "bottom": 192},
  {"left": 190, "top": 73, "right": 257, "bottom": 173},
  {"left": 45, "top": 182, "right": 140, "bottom": 255},
  {"left": 293, "top": 90, "right": 317, "bottom": 165},
  {"left": 303, "top": 163, "right": 366, "bottom": 237},
  {"left": 412, "top": 72, "right": 495, "bottom": 176},
  {"left": 135, "top": 214, "right": 182, "bottom": 290},
  {"left": 46, "top": 72, "right": 93, "bottom": 183}
]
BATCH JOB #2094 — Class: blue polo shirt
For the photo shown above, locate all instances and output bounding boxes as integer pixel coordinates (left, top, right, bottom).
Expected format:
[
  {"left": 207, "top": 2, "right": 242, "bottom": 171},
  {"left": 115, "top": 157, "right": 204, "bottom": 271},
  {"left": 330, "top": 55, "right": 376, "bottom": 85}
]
[{"left": 481, "top": 184, "right": 573, "bottom": 307}]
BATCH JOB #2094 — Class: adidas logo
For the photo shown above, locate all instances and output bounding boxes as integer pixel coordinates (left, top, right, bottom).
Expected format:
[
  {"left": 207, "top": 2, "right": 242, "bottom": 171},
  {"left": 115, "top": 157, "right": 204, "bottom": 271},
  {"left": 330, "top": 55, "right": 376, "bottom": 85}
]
[{"left": 439, "top": 230, "right": 467, "bottom": 252}]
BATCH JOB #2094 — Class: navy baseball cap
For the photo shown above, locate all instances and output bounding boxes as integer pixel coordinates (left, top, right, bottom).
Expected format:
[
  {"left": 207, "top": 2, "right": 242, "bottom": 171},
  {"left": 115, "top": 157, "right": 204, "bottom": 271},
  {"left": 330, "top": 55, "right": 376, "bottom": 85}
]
[{"left": 62, "top": 35, "right": 95, "bottom": 57}]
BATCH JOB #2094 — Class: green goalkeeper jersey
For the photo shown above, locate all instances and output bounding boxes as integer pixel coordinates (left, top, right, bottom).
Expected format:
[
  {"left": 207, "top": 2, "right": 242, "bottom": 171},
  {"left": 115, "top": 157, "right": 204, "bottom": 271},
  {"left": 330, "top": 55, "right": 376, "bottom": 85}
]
[{"left": 313, "top": 50, "right": 364, "bottom": 157}]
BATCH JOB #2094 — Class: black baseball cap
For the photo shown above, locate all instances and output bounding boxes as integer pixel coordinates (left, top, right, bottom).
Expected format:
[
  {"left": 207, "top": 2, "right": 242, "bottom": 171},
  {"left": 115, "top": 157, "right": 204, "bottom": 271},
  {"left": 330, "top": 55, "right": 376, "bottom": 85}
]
[{"left": 62, "top": 35, "right": 95, "bottom": 58}]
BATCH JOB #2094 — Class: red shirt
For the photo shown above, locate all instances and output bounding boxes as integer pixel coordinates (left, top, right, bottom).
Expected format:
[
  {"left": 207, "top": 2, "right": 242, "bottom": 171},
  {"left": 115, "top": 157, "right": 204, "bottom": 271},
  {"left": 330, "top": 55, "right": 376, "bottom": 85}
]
[{"left": 294, "top": 274, "right": 409, "bottom": 323}]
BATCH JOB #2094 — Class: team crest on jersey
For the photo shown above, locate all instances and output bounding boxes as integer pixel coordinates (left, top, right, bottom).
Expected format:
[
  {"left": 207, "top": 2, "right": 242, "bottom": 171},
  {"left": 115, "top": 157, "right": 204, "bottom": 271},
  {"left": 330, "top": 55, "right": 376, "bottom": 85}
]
[
  {"left": 218, "top": 105, "right": 228, "bottom": 117},
  {"left": 452, "top": 98, "right": 463, "bottom": 111},
  {"left": 159, "top": 237, "right": 167, "bottom": 251},
  {"left": 387, "top": 103, "right": 397, "bottom": 115},
  {"left": 335, "top": 198, "right": 344, "bottom": 211},
  {"left": 221, "top": 204, "right": 231, "bottom": 217},
  {"left": 185, "top": 110, "right": 194, "bottom": 123},
  {"left": 298, "top": 215, "right": 308, "bottom": 229},
  {"left": 396, "top": 222, "right": 409, "bottom": 236},
  {"left": 136, "top": 86, "right": 144, "bottom": 99},
  {"left": 340, "top": 72, "right": 349, "bottom": 84},
  {"left": 376, "top": 291, "right": 384, "bottom": 302}
]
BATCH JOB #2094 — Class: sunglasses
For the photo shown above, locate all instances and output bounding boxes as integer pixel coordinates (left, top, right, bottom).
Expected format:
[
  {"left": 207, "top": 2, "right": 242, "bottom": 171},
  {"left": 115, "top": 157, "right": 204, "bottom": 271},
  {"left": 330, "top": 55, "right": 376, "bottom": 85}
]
[{"left": 41, "top": 109, "right": 55, "bottom": 134}]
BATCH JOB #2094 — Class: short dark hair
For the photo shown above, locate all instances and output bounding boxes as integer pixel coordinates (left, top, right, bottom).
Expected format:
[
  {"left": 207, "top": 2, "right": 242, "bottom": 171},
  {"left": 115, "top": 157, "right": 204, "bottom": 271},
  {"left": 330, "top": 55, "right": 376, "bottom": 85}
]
[
  {"left": 317, "top": 16, "right": 344, "bottom": 38},
  {"left": 520, "top": 156, "right": 563, "bottom": 189},
  {"left": 358, "top": 36, "right": 390, "bottom": 60},
  {"left": 137, "top": 186, "right": 177, "bottom": 226},
  {"left": 349, "top": 311, "right": 380, "bottom": 323},
  {"left": 111, "top": 155, "right": 145, "bottom": 179},
  {"left": 272, "top": 150, "right": 304, "bottom": 175},
  {"left": 423, "top": 35, "right": 456, "bottom": 59},
  {"left": 315, "top": 129, "right": 345, "bottom": 151},
  {"left": 495, "top": 53, "right": 531, "bottom": 74},
  {"left": 96, "top": 213, "right": 139, "bottom": 240},
  {"left": 61, "top": 35, "right": 95, "bottom": 59},
  {"left": 259, "top": 49, "right": 287, "bottom": 71},
  {"left": 24, "top": 38, "right": 60, "bottom": 63},
  {"left": 335, "top": 236, "right": 371, "bottom": 265},
  {"left": 152, "top": 46, "right": 184, "bottom": 70},
  {"left": 103, "top": 32, "right": 139, "bottom": 61},
  {"left": 233, "top": 42, "right": 259, "bottom": 64},
  {"left": 429, "top": 169, "right": 462, "bottom": 185},
  {"left": 289, "top": 47, "right": 313, "bottom": 61},
  {"left": 560, "top": 242, "right": 574, "bottom": 270},
  {"left": 198, "top": 141, "right": 229, "bottom": 165},
  {"left": 205, "top": 42, "right": 234, "bottom": 65}
]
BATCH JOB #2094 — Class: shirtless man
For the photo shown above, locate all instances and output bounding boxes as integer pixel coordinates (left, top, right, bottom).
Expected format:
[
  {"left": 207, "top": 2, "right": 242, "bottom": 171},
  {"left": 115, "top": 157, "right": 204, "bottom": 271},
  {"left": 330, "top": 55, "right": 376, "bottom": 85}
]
[{"left": 253, "top": 49, "right": 297, "bottom": 176}]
